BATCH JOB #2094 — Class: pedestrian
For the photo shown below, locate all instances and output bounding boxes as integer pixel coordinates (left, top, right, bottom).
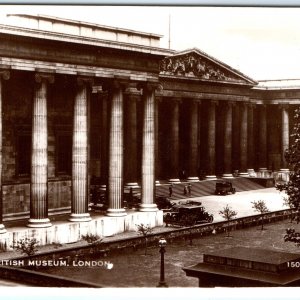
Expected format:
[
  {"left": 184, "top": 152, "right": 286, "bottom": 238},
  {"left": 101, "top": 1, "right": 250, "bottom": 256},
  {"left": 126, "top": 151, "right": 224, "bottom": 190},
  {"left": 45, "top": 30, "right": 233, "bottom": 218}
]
[
  {"left": 169, "top": 184, "right": 173, "bottom": 197},
  {"left": 183, "top": 185, "right": 188, "bottom": 196},
  {"left": 188, "top": 183, "right": 192, "bottom": 196}
]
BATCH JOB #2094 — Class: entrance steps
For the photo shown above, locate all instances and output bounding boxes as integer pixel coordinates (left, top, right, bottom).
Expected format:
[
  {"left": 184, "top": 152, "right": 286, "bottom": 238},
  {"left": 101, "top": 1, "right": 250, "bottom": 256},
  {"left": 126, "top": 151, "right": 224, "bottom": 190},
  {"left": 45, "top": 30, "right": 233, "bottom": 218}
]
[{"left": 156, "top": 177, "right": 270, "bottom": 200}]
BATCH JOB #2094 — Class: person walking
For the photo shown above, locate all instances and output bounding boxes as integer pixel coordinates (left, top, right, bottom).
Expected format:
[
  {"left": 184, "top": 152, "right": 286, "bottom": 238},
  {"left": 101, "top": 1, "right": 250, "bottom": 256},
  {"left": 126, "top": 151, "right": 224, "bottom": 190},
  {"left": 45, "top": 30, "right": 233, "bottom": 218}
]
[
  {"left": 169, "top": 184, "right": 173, "bottom": 197},
  {"left": 183, "top": 185, "right": 188, "bottom": 196},
  {"left": 187, "top": 183, "right": 192, "bottom": 196}
]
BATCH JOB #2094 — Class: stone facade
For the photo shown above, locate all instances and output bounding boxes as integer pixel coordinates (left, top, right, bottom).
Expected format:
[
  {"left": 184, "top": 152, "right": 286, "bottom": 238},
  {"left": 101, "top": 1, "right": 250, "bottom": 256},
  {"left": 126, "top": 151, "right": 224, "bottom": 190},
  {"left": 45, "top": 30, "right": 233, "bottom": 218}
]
[{"left": 0, "top": 14, "right": 298, "bottom": 242}]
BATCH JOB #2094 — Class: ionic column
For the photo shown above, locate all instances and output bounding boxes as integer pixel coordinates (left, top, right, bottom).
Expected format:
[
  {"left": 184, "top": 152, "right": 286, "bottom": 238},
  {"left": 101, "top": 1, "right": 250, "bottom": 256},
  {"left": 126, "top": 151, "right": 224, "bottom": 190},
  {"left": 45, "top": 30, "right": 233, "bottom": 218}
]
[
  {"left": 139, "top": 83, "right": 159, "bottom": 212},
  {"left": 28, "top": 73, "right": 54, "bottom": 228},
  {"left": 99, "top": 92, "right": 108, "bottom": 192},
  {"left": 124, "top": 95, "right": 139, "bottom": 188},
  {"left": 155, "top": 97, "right": 161, "bottom": 185},
  {"left": 206, "top": 100, "right": 218, "bottom": 180},
  {"left": 222, "top": 101, "right": 234, "bottom": 178},
  {"left": 0, "top": 70, "right": 9, "bottom": 234},
  {"left": 280, "top": 104, "right": 290, "bottom": 171},
  {"left": 187, "top": 100, "right": 200, "bottom": 182},
  {"left": 239, "top": 102, "right": 248, "bottom": 176},
  {"left": 69, "top": 77, "right": 92, "bottom": 222},
  {"left": 106, "top": 80, "right": 127, "bottom": 217},
  {"left": 247, "top": 103, "right": 255, "bottom": 175},
  {"left": 258, "top": 104, "right": 268, "bottom": 173},
  {"left": 168, "top": 98, "right": 180, "bottom": 183}
]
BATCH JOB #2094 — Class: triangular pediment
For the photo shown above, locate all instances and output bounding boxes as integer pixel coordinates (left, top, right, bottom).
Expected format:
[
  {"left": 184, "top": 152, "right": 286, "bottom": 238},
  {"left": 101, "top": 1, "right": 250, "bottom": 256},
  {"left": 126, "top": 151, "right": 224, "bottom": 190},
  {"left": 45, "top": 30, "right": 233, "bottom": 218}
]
[{"left": 159, "top": 48, "right": 257, "bottom": 86}]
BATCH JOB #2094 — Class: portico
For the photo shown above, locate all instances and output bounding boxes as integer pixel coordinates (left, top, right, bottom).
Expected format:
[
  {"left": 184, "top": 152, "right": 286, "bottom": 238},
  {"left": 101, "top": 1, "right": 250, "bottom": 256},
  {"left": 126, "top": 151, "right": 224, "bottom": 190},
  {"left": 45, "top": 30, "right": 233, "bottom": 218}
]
[{"left": 0, "top": 14, "right": 298, "bottom": 248}]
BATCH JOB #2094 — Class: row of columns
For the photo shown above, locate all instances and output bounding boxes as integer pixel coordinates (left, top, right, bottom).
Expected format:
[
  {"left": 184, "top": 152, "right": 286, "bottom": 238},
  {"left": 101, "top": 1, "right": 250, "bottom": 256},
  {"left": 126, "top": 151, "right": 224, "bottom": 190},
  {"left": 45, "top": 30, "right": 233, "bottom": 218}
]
[
  {"left": 0, "top": 70, "right": 292, "bottom": 231},
  {"left": 0, "top": 72, "right": 159, "bottom": 230},
  {"left": 165, "top": 99, "right": 290, "bottom": 181}
]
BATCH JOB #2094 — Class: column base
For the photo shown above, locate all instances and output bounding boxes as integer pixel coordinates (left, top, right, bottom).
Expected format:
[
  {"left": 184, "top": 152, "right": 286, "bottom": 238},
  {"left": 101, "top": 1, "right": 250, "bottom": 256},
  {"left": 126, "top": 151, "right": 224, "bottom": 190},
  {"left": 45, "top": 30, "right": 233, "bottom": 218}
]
[
  {"left": 258, "top": 168, "right": 268, "bottom": 178},
  {"left": 139, "top": 204, "right": 158, "bottom": 212},
  {"left": 106, "top": 209, "right": 127, "bottom": 217},
  {"left": 99, "top": 184, "right": 107, "bottom": 191},
  {"left": 222, "top": 174, "right": 234, "bottom": 179},
  {"left": 168, "top": 178, "right": 181, "bottom": 184},
  {"left": 280, "top": 168, "right": 290, "bottom": 172},
  {"left": 125, "top": 182, "right": 140, "bottom": 189},
  {"left": 27, "top": 218, "right": 52, "bottom": 228},
  {"left": 238, "top": 172, "right": 249, "bottom": 177},
  {"left": 0, "top": 224, "right": 7, "bottom": 234},
  {"left": 205, "top": 175, "right": 217, "bottom": 180},
  {"left": 69, "top": 213, "right": 92, "bottom": 222},
  {"left": 186, "top": 177, "right": 200, "bottom": 182}
]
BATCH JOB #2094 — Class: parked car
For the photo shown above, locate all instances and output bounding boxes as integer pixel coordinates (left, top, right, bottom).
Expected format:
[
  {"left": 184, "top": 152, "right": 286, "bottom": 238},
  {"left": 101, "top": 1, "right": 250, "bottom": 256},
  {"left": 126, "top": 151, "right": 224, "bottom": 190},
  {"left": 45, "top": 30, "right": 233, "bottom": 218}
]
[
  {"left": 215, "top": 181, "right": 236, "bottom": 196},
  {"left": 155, "top": 196, "right": 174, "bottom": 210},
  {"left": 163, "top": 201, "right": 213, "bottom": 226}
]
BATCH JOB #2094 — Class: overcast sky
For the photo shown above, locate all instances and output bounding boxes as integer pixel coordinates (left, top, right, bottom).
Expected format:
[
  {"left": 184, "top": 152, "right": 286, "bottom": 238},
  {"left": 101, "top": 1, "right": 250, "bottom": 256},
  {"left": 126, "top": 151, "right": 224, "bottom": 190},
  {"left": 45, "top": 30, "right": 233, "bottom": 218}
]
[{"left": 0, "top": 5, "right": 300, "bottom": 80}]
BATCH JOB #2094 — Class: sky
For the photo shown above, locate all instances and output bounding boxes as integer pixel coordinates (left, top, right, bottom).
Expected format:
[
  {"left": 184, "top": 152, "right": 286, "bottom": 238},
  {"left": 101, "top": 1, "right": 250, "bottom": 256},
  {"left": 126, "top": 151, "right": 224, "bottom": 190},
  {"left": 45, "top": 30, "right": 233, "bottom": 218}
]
[{"left": 0, "top": 5, "right": 300, "bottom": 80}]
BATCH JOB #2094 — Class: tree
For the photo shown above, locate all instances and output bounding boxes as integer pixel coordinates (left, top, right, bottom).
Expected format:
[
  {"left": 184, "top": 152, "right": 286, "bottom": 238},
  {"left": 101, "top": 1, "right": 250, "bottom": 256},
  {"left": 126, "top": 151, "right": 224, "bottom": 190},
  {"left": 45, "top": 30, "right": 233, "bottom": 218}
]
[
  {"left": 136, "top": 223, "right": 152, "bottom": 255},
  {"left": 251, "top": 200, "right": 269, "bottom": 230},
  {"left": 277, "top": 107, "right": 300, "bottom": 223},
  {"left": 284, "top": 228, "right": 300, "bottom": 246},
  {"left": 219, "top": 204, "right": 237, "bottom": 237},
  {"left": 283, "top": 196, "right": 296, "bottom": 223}
]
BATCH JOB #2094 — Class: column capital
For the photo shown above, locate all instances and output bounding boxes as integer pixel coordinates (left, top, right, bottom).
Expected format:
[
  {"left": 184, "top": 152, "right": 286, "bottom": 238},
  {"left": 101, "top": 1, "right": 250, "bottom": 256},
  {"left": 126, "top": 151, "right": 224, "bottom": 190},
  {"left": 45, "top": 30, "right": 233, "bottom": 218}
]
[
  {"left": 169, "top": 97, "right": 182, "bottom": 104},
  {"left": 225, "top": 101, "right": 235, "bottom": 107},
  {"left": 240, "top": 101, "right": 250, "bottom": 108},
  {"left": 248, "top": 102, "right": 256, "bottom": 109},
  {"left": 102, "top": 78, "right": 130, "bottom": 92},
  {"left": 77, "top": 76, "right": 94, "bottom": 87},
  {"left": 35, "top": 73, "right": 54, "bottom": 84},
  {"left": 190, "top": 99, "right": 201, "bottom": 104},
  {"left": 0, "top": 70, "right": 10, "bottom": 81},
  {"left": 210, "top": 100, "right": 219, "bottom": 106},
  {"left": 137, "top": 81, "right": 163, "bottom": 93},
  {"left": 156, "top": 96, "right": 163, "bottom": 103},
  {"left": 278, "top": 103, "right": 290, "bottom": 110},
  {"left": 258, "top": 103, "right": 267, "bottom": 108}
]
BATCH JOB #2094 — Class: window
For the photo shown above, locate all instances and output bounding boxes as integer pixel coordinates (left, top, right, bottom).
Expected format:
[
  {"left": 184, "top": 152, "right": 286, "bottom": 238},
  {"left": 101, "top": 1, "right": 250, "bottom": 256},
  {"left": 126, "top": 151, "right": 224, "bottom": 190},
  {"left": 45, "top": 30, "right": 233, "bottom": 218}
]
[
  {"left": 17, "top": 133, "right": 31, "bottom": 177},
  {"left": 56, "top": 133, "right": 72, "bottom": 176}
]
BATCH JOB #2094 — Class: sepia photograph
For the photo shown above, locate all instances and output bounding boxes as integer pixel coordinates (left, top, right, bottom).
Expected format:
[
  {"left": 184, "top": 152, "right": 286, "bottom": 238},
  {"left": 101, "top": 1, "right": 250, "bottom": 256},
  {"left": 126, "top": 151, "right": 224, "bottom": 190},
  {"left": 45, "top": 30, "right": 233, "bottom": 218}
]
[{"left": 0, "top": 3, "right": 300, "bottom": 295}]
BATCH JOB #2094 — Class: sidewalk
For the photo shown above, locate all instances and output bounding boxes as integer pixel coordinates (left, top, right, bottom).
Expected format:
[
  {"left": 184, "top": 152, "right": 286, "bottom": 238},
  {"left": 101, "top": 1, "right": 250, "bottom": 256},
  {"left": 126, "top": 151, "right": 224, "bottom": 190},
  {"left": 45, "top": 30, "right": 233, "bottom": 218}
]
[{"left": 0, "top": 187, "right": 286, "bottom": 260}]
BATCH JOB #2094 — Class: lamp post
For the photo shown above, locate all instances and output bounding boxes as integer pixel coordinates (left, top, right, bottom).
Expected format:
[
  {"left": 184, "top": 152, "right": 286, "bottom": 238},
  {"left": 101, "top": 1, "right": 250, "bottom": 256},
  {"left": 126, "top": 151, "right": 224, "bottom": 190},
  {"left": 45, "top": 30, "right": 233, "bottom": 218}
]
[{"left": 157, "top": 237, "right": 168, "bottom": 287}]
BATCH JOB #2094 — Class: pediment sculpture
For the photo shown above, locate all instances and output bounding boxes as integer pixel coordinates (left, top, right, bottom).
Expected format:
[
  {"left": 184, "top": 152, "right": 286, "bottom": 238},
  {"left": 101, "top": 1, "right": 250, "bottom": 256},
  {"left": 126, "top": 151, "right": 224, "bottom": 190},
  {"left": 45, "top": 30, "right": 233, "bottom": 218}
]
[{"left": 160, "top": 52, "right": 244, "bottom": 83}]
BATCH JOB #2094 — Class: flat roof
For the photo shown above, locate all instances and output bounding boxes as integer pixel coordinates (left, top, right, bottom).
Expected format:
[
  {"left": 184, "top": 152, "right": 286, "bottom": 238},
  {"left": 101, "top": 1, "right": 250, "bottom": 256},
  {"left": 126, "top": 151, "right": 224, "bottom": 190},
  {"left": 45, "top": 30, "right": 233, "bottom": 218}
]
[
  {"left": 256, "top": 79, "right": 300, "bottom": 90},
  {"left": 6, "top": 14, "right": 163, "bottom": 39}
]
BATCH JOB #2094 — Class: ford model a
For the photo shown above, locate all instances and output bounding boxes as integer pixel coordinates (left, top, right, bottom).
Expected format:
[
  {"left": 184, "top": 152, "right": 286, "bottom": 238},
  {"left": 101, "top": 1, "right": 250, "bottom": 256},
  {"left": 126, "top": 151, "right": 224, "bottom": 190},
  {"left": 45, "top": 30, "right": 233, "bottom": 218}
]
[
  {"left": 215, "top": 181, "right": 236, "bottom": 196},
  {"left": 163, "top": 201, "right": 214, "bottom": 227}
]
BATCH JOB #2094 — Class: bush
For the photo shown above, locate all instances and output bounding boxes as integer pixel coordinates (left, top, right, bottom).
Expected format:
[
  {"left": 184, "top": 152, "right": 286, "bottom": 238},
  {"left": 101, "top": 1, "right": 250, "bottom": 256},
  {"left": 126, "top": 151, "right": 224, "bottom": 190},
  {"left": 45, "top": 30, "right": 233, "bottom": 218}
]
[
  {"left": 11, "top": 237, "right": 39, "bottom": 256},
  {"left": 81, "top": 233, "right": 102, "bottom": 244}
]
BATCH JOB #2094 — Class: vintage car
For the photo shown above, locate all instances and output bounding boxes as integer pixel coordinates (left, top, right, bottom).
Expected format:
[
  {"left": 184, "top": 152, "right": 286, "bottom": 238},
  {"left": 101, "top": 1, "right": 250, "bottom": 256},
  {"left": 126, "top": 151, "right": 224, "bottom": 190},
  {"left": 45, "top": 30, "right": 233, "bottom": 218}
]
[
  {"left": 163, "top": 201, "right": 214, "bottom": 226},
  {"left": 155, "top": 196, "right": 174, "bottom": 210},
  {"left": 124, "top": 191, "right": 174, "bottom": 210},
  {"left": 214, "top": 181, "right": 236, "bottom": 196}
]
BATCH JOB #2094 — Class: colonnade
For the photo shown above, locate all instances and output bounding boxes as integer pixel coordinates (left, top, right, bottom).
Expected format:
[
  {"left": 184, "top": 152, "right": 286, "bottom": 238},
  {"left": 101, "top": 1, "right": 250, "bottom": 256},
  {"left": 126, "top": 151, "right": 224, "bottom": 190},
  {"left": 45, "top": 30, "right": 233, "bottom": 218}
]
[
  {"left": 159, "top": 98, "right": 290, "bottom": 181},
  {"left": 0, "top": 71, "right": 160, "bottom": 230},
  {"left": 0, "top": 70, "right": 292, "bottom": 232}
]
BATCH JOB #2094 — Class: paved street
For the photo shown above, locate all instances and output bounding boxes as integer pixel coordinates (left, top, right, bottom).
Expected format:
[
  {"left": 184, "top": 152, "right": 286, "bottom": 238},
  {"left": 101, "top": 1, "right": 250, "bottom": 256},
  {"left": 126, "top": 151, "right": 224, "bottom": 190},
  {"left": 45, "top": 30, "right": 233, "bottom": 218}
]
[{"left": 173, "top": 187, "right": 286, "bottom": 222}]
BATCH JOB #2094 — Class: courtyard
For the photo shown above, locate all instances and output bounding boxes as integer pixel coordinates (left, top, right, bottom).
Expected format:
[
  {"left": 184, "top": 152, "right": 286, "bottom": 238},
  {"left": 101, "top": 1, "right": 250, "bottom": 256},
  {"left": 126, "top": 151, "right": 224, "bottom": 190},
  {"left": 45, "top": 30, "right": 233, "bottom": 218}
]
[{"left": 34, "top": 219, "right": 300, "bottom": 287}]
